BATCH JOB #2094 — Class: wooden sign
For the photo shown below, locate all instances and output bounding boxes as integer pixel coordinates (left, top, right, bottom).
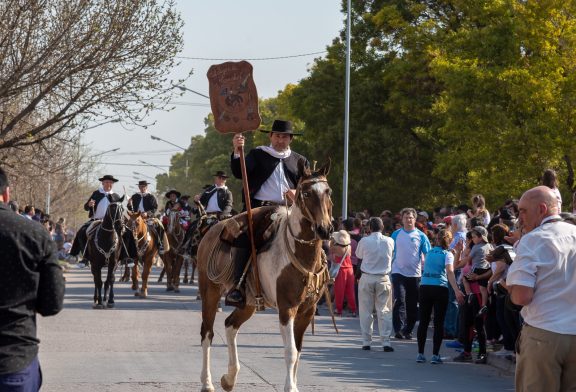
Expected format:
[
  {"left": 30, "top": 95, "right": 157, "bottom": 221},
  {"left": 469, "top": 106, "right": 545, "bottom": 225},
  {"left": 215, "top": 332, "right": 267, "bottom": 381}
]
[{"left": 207, "top": 61, "right": 261, "bottom": 133}]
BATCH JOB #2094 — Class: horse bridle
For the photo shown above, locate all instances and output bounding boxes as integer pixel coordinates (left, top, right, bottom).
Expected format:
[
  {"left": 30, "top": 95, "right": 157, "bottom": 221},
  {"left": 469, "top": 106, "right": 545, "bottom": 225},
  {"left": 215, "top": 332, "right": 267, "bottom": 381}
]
[
  {"left": 286, "top": 177, "right": 331, "bottom": 246},
  {"left": 99, "top": 202, "right": 124, "bottom": 233}
]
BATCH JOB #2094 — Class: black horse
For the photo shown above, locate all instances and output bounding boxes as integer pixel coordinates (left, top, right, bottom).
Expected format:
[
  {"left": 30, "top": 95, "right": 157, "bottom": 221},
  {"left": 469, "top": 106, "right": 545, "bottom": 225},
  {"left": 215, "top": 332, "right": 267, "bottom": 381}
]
[{"left": 85, "top": 196, "right": 126, "bottom": 309}]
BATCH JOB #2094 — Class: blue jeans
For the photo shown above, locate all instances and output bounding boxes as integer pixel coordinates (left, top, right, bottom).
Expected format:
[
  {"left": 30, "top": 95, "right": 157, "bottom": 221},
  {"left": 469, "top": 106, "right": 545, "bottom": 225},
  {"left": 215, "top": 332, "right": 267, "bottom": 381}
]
[
  {"left": 0, "top": 356, "right": 42, "bottom": 392},
  {"left": 392, "top": 273, "right": 420, "bottom": 335},
  {"left": 443, "top": 269, "right": 460, "bottom": 337}
]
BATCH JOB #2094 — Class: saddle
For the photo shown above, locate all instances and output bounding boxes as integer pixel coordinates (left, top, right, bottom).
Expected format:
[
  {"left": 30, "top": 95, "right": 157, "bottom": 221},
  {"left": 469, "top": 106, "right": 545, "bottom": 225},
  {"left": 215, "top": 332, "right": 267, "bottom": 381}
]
[{"left": 219, "top": 206, "right": 280, "bottom": 249}]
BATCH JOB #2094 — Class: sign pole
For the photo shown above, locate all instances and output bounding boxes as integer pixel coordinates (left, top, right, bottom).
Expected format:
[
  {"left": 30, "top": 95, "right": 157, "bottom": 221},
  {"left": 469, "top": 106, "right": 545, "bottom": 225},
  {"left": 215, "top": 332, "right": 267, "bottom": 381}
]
[{"left": 238, "top": 137, "right": 264, "bottom": 311}]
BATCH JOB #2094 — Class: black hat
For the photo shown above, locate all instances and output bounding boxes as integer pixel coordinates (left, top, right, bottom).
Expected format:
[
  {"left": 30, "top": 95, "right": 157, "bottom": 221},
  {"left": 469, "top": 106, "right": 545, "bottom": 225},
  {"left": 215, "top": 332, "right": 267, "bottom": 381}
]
[
  {"left": 213, "top": 170, "right": 229, "bottom": 178},
  {"left": 137, "top": 180, "right": 150, "bottom": 186},
  {"left": 99, "top": 175, "right": 119, "bottom": 183},
  {"left": 180, "top": 195, "right": 190, "bottom": 200},
  {"left": 260, "top": 119, "right": 302, "bottom": 136},
  {"left": 165, "top": 189, "right": 181, "bottom": 198}
]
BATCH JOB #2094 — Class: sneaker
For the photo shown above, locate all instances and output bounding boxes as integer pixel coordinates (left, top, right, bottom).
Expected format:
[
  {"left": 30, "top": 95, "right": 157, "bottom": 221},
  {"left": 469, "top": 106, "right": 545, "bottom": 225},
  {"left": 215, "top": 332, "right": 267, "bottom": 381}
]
[
  {"left": 383, "top": 346, "right": 394, "bottom": 352},
  {"left": 416, "top": 354, "right": 426, "bottom": 363},
  {"left": 430, "top": 355, "right": 443, "bottom": 364},
  {"left": 453, "top": 352, "right": 472, "bottom": 362},
  {"left": 446, "top": 340, "right": 464, "bottom": 349},
  {"left": 494, "top": 348, "right": 514, "bottom": 356},
  {"left": 475, "top": 354, "right": 487, "bottom": 364},
  {"left": 362, "top": 345, "right": 371, "bottom": 351},
  {"left": 394, "top": 333, "right": 404, "bottom": 339}
]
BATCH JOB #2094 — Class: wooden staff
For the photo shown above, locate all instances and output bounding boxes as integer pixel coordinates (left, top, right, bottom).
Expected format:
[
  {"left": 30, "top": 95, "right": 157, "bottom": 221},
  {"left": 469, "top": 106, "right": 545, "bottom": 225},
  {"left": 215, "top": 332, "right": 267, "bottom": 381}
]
[{"left": 237, "top": 133, "right": 265, "bottom": 311}]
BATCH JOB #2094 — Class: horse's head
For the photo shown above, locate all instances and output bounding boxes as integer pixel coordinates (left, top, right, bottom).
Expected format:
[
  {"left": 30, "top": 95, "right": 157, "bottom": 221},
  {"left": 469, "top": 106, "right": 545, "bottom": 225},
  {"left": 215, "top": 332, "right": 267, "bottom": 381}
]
[
  {"left": 294, "top": 158, "right": 334, "bottom": 240},
  {"left": 105, "top": 199, "right": 125, "bottom": 233},
  {"left": 126, "top": 211, "right": 145, "bottom": 234}
]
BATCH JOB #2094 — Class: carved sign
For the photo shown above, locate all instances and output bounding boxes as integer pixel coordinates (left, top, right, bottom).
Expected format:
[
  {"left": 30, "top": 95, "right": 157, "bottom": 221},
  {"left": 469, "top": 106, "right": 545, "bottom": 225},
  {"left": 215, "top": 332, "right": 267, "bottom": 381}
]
[{"left": 207, "top": 61, "right": 261, "bottom": 133}]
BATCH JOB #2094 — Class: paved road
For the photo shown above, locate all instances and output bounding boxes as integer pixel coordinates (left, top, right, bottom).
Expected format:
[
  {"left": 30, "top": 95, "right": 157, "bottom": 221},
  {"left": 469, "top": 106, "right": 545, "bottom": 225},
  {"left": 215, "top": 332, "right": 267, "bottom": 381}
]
[{"left": 38, "top": 267, "right": 514, "bottom": 391}]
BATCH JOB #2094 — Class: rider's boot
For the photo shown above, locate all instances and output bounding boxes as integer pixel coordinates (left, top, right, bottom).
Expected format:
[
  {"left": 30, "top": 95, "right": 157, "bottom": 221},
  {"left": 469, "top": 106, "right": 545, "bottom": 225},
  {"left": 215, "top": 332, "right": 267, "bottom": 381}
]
[
  {"left": 224, "top": 247, "right": 250, "bottom": 308},
  {"left": 156, "top": 224, "right": 166, "bottom": 255}
]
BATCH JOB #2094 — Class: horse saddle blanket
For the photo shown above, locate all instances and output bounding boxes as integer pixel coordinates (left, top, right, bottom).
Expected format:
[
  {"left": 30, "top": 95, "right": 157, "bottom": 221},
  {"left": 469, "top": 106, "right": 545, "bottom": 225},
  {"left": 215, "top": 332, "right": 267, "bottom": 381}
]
[{"left": 219, "top": 206, "right": 279, "bottom": 248}]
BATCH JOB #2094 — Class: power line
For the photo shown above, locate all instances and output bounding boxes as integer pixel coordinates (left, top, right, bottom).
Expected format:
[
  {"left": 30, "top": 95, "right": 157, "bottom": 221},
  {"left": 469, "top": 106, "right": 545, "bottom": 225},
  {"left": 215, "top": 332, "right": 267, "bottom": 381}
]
[
  {"left": 175, "top": 50, "right": 327, "bottom": 61},
  {"left": 84, "top": 162, "right": 171, "bottom": 168}
]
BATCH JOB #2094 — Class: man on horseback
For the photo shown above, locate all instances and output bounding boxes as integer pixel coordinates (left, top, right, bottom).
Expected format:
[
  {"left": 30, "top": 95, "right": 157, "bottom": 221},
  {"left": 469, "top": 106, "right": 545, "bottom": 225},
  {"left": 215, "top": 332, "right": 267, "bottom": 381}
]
[
  {"left": 128, "top": 180, "right": 166, "bottom": 255},
  {"left": 70, "top": 175, "right": 135, "bottom": 267},
  {"left": 181, "top": 171, "right": 234, "bottom": 257},
  {"left": 195, "top": 171, "right": 233, "bottom": 219},
  {"left": 226, "top": 119, "right": 309, "bottom": 307},
  {"left": 163, "top": 189, "right": 181, "bottom": 214}
]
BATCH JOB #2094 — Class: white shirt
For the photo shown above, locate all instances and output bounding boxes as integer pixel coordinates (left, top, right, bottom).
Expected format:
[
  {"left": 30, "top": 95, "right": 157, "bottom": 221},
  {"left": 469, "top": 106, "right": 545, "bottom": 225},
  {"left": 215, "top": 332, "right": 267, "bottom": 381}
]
[
  {"left": 94, "top": 187, "right": 113, "bottom": 219},
  {"left": 254, "top": 161, "right": 290, "bottom": 203},
  {"left": 137, "top": 193, "right": 147, "bottom": 212},
  {"left": 507, "top": 215, "right": 576, "bottom": 334},
  {"left": 391, "top": 228, "right": 431, "bottom": 277},
  {"left": 206, "top": 185, "right": 227, "bottom": 213},
  {"left": 355, "top": 232, "right": 394, "bottom": 275}
]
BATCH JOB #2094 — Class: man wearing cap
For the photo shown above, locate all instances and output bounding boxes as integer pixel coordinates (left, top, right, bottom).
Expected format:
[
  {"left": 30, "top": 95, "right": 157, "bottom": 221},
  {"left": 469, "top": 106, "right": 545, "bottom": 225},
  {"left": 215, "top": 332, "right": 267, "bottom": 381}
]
[
  {"left": 226, "top": 119, "right": 309, "bottom": 306},
  {"left": 70, "top": 175, "right": 124, "bottom": 263},
  {"left": 194, "top": 171, "right": 233, "bottom": 219},
  {"left": 129, "top": 180, "right": 166, "bottom": 254}
]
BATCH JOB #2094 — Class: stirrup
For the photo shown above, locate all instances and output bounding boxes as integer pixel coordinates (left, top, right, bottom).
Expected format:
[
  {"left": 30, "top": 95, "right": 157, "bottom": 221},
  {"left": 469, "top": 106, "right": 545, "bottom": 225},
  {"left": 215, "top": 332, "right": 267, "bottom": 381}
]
[{"left": 224, "top": 289, "right": 246, "bottom": 309}]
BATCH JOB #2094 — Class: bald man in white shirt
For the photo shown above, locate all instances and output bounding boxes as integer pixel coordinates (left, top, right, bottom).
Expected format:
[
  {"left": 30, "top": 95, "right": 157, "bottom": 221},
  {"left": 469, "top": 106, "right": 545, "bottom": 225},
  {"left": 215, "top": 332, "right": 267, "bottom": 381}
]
[{"left": 507, "top": 186, "right": 576, "bottom": 391}]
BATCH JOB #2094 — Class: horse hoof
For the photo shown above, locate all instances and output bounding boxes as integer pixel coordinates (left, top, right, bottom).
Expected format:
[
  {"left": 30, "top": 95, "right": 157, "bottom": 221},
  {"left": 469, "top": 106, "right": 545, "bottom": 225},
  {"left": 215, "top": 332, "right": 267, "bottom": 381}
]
[
  {"left": 92, "top": 303, "right": 105, "bottom": 309},
  {"left": 183, "top": 279, "right": 189, "bottom": 284},
  {"left": 196, "top": 295, "right": 201, "bottom": 300},
  {"left": 166, "top": 287, "right": 174, "bottom": 292},
  {"left": 106, "top": 302, "right": 115, "bottom": 308},
  {"left": 200, "top": 386, "right": 215, "bottom": 392},
  {"left": 221, "top": 375, "right": 234, "bottom": 392},
  {"left": 174, "top": 288, "right": 180, "bottom": 293}
]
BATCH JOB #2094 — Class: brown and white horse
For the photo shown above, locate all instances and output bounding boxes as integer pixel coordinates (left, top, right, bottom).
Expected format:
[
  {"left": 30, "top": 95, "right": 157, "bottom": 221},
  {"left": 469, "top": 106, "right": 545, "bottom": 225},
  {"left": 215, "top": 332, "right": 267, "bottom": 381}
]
[
  {"left": 198, "top": 160, "right": 333, "bottom": 392},
  {"left": 125, "top": 211, "right": 168, "bottom": 298},
  {"left": 161, "top": 210, "right": 186, "bottom": 292}
]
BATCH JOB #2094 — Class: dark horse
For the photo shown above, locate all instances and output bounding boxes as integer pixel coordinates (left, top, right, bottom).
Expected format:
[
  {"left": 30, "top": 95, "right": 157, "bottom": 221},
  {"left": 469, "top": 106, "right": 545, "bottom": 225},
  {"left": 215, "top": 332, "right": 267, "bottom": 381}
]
[{"left": 84, "top": 196, "right": 125, "bottom": 309}]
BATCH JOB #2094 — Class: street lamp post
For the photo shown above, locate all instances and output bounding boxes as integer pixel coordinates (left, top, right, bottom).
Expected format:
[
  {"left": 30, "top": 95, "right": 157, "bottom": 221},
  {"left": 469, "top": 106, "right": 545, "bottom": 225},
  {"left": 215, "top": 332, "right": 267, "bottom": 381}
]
[
  {"left": 132, "top": 171, "right": 155, "bottom": 180},
  {"left": 149, "top": 135, "right": 189, "bottom": 178}
]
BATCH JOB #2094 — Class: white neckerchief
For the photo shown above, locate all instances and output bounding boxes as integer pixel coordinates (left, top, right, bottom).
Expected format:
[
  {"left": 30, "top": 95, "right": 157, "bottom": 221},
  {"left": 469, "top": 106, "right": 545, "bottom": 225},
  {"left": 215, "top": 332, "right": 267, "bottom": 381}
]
[
  {"left": 257, "top": 145, "right": 292, "bottom": 159},
  {"left": 214, "top": 184, "right": 228, "bottom": 191},
  {"left": 94, "top": 186, "right": 114, "bottom": 219}
]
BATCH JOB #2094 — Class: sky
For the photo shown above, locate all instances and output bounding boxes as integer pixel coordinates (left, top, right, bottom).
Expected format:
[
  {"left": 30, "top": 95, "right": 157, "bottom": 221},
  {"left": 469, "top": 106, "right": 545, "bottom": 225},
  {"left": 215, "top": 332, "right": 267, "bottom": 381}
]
[{"left": 85, "top": 1, "right": 345, "bottom": 195}]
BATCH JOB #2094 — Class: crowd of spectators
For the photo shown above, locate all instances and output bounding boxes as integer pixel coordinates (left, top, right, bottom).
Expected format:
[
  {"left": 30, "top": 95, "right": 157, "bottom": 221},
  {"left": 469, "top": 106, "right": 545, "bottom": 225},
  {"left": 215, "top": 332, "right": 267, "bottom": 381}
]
[
  {"left": 326, "top": 168, "right": 576, "bottom": 366},
  {"left": 6, "top": 201, "right": 74, "bottom": 260}
]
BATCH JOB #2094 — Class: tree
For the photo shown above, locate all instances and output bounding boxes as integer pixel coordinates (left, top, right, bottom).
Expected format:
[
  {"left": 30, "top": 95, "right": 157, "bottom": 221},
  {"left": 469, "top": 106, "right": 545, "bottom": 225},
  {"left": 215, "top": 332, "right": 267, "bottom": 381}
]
[{"left": 0, "top": 0, "right": 185, "bottom": 150}]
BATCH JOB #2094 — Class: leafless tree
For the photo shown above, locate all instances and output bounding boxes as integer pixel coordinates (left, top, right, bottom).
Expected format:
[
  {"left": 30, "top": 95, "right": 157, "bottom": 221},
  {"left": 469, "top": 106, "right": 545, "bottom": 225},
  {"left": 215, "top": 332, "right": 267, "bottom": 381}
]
[{"left": 0, "top": 0, "right": 186, "bottom": 150}]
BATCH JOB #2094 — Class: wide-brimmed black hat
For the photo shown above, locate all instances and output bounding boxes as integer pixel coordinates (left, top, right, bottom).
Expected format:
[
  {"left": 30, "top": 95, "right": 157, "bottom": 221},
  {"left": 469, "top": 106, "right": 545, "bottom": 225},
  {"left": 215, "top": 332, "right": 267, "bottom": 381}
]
[
  {"left": 260, "top": 119, "right": 302, "bottom": 136},
  {"left": 180, "top": 194, "right": 190, "bottom": 200},
  {"left": 165, "top": 189, "right": 181, "bottom": 199},
  {"left": 213, "top": 170, "right": 229, "bottom": 178},
  {"left": 136, "top": 180, "right": 150, "bottom": 186},
  {"left": 99, "top": 174, "right": 119, "bottom": 183}
]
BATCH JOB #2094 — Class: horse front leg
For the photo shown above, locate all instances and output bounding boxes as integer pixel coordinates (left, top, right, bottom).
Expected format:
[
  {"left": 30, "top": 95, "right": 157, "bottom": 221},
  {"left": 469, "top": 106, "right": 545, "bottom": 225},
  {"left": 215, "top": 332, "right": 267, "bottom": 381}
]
[
  {"left": 220, "top": 305, "right": 256, "bottom": 391},
  {"left": 183, "top": 256, "right": 190, "bottom": 284},
  {"left": 105, "top": 262, "right": 116, "bottom": 308},
  {"left": 132, "top": 261, "right": 140, "bottom": 292},
  {"left": 91, "top": 264, "right": 104, "bottom": 309},
  {"left": 172, "top": 254, "right": 184, "bottom": 293},
  {"left": 139, "top": 251, "right": 154, "bottom": 298},
  {"left": 279, "top": 307, "right": 299, "bottom": 392},
  {"left": 200, "top": 280, "right": 223, "bottom": 392},
  {"left": 292, "top": 304, "right": 316, "bottom": 387}
]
